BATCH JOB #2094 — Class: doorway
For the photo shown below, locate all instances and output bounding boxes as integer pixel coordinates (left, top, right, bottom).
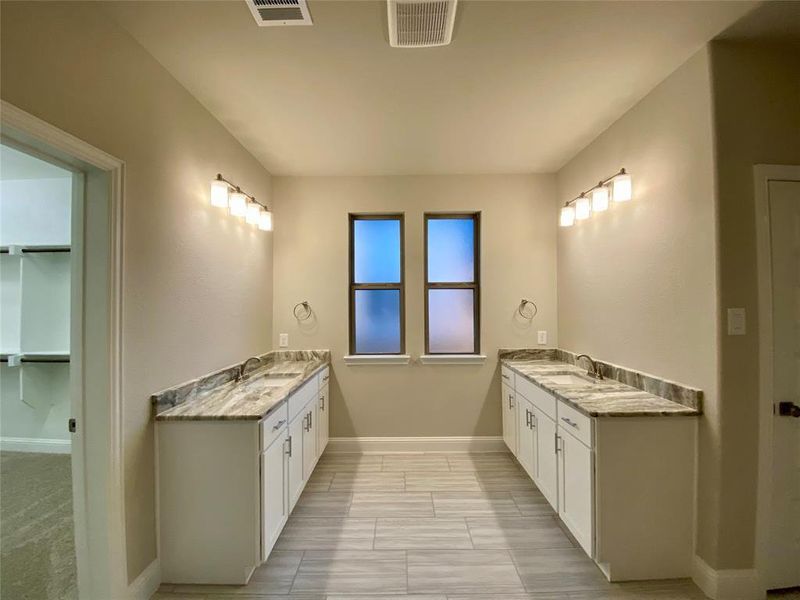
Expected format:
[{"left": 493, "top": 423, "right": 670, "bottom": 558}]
[{"left": 755, "top": 165, "right": 800, "bottom": 595}]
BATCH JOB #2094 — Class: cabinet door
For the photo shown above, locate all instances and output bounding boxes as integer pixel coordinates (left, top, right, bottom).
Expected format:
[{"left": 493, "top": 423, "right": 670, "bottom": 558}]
[
  {"left": 558, "top": 428, "right": 593, "bottom": 556},
  {"left": 533, "top": 405, "right": 558, "bottom": 510},
  {"left": 516, "top": 397, "right": 535, "bottom": 478},
  {"left": 501, "top": 382, "right": 517, "bottom": 455},
  {"left": 288, "top": 413, "right": 305, "bottom": 511},
  {"left": 302, "top": 403, "right": 317, "bottom": 480},
  {"left": 317, "top": 385, "right": 330, "bottom": 457},
  {"left": 261, "top": 432, "right": 288, "bottom": 561}
]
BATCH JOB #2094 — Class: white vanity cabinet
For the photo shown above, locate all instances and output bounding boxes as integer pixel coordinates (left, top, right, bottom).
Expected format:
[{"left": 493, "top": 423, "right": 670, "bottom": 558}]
[
  {"left": 317, "top": 368, "right": 330, "bottom": 455},
  {"left": 501, "top": 366, "right": 696, "bottom": 582},
  {"left": 159, "top": 365, "right": 331, "bottom": 585}
]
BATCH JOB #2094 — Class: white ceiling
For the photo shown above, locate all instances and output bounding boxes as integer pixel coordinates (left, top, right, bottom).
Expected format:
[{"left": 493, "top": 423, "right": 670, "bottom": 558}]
[
  {"left": 0, "top": 144, "right": 71, "bottom": 180},
  {"left": 105, "top": 0, "right": 758, "bottom": 176}
]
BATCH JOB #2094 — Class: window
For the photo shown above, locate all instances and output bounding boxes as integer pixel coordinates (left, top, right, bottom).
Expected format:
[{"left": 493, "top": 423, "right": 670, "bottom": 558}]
[
  {"left": 424, "top": 213, "right": 480, "bottom": 354},
  {"left": 349, "top": 214, "right": 405, "bottom": 354}
]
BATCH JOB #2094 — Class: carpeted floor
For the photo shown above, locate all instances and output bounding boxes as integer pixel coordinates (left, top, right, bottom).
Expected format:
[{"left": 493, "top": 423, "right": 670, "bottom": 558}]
[{"left": 0, "top": 451, "right": 78, "bottom": 600}]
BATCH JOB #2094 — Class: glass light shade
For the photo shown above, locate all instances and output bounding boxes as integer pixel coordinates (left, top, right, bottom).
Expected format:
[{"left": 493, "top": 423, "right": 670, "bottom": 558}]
[
  {"left": 245, "top": 202, "right": 261, "bottom": 225},
  {"left": 612, "top": 173, "right": 632, "bottom": 202},
  {"left": 591, "top": 186, "right": 609, "bottom": 212},
  {"left": 229, "top": 191, "right": 247, "bottom": 217},
  {"left": 560, "top": 205, "right": 575, "bottom": 227},
  {"left": 210, "top": 179, "right": 229, "bottom": 208},
  {"left": 575, "top": 196, "right": 592, "bottom": 220},
  {"left": 258, "top": 210, "right": 273, "bottom": 231}
]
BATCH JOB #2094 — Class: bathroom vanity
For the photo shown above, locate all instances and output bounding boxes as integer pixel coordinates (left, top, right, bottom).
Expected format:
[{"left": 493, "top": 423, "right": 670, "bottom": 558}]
[
  {"left": 153, "top": 350, "right": 330, "bottom": 585},
  {"left": 500, "top": 349, "right": 701, "bottom": 582}
]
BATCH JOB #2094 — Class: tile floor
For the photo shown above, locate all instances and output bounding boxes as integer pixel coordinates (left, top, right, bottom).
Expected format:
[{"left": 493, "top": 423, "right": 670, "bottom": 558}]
[{"left": 152, "top": 451, "right": 790, "bottom": 600}]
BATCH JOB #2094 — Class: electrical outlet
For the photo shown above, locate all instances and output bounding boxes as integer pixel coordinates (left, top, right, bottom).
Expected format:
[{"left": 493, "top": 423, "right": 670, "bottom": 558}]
[
  {"left": 537, "top": 330, "right": 548, "bottom": 345},
  {"left": 727, "top": 308, "right": 746, "bottom": 336},
  {"left": 279, "top": 333, "right": 289, "bottom": 347}
]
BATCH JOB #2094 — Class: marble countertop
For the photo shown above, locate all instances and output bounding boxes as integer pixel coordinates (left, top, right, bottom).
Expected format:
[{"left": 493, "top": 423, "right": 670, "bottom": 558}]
[
  {"left": 501, "top": 358, "right": 700, "bottom": 417},
  {"left": 155, "top": 356, "right": 328, "bottom": 422}
]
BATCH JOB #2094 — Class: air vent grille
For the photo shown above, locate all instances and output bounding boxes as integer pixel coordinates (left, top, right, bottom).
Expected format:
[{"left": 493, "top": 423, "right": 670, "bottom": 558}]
[
  {"left": 245, "top": 0, "right": 312, "bottom": 26},
  {"left": 388, "top": 0, "right": 457, "bottom": 48}
]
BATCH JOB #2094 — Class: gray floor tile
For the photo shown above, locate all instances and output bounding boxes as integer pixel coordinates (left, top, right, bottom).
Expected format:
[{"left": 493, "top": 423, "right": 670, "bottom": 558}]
[
  {"left": 273, "top": 517, "right": 376, "bottom": 550},
  {"left": 291, "top": 492, "right": 353, "bottom": 517},
  {"left": 330, "top": 472, "right": 406, "bottom": 492},
  {"left": 374, "top": 518, "right": 473, "bottom": 549},
  {"left": 382, "top": 455, "right": 450, "bottom": 472},
  {"left": 511, "top": 491, "right": 556, "bottom": 517},
  {"left": 407, "top": 549, "right": 525, "bottom": 594},
  {"left": 510, "top": 547, "right": 611, "bottom": 593},
  {"left": 432, "top": 491, "right": 521, "bottom": 517},
  {"left": 466, "top": 517, "right": 575, "bottom": 549},
  {"left": 290, "top": 550, "right": 406, "bottom": 594},
  {"left": 446, "top": 453, "right": 521, "bottom": 472},
  {"left": 405, "top": 472, "right": 482, "bottom": 492},
  {"left": 475, "top": 472, "right": 540, "bottom": 492},
  {"left": 349, "top": 492, "right": 435, "bottom": 517},
  {"left": 327, "top": 596, "right": 446, "bottom": 600}
]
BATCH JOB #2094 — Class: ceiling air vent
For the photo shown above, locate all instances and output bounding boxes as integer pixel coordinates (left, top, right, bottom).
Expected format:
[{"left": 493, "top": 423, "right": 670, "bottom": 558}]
[
  {"left": 387, "top": 0, "right": 457, "bottom": 48},
  {"left": 245, "top": 0, "right": 312, "bottom": 27}
]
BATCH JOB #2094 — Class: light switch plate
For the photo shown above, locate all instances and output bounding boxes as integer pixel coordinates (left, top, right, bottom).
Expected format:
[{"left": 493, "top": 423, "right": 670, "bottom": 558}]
[
  {"left": 727, "top": 308, "right": 746, "bottom": 336},
  {"left": 537, "top": 330, "right": 548, "bottom": 345},
  {"left": 279, "top": 333, "right": 289, "bottom": 347}
]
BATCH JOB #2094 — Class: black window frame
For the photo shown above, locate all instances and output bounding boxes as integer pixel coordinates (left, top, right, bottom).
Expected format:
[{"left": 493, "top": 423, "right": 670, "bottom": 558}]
[
  {"left": 423, "top": 212, "right": 481, "bottom": 355},
  {"left": 348, "top": 213, "right": 406, "bottom": 355}
]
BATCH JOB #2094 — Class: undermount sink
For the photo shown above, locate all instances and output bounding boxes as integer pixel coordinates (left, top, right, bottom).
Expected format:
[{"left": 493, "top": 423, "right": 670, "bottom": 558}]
[
  {"left": 239, "top": 373, "right": 300, "bottom": 389},
  {"left": 543, "top": 373, "right": 597, "bottom": 386}
]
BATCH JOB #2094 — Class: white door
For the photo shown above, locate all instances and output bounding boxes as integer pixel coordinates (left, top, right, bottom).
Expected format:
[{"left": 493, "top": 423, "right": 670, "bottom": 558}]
[
  {"left": 533, "top": 405, "right": 558, "bottom": 510},
  {"left": 317, "top": 385, "right": 329, "bottom": 457},
  {"left": 764, "top": 178, "right": 800, "bottom": 590},
  {"left": 288, "top": 414, "right": 305, "bottom": 511},
  {"left": 302, "top": 403, "right": 317, "bottom": 480},
  {"left": 557, "top": 428, "right": 593, "bottom": 556},
  {"left": 516, "top": 397, "right": 535, "bottom": 478},
  {"left": 261, "top": 433, "right": 288, "bottom": 560},
  {"left": 502, "top": 382, "right": 517, "bottom": 455}
]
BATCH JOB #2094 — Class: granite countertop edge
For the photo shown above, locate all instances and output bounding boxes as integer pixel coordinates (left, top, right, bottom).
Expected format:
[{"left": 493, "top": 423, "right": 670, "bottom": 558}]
[
  {"left": 155, "top": 357, "right": 330, "bottom": 423},
  {"left": 500, "top": 359, "right": 701, "bottom": 418}
]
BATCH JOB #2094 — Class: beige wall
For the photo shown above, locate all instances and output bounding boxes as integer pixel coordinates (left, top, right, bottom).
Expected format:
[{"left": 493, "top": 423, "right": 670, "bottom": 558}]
[
  {"left": 709, "top": 40, "right": 800, "bottom": 569},
  {"left": 555, "top": 50, "right": 722, "bottom": 565},
  {"left": 272, "top": 175, "right": 557, "bottom": 437},
  {"left": 1, "top": 2, "right": 274, "bottom": 582}
]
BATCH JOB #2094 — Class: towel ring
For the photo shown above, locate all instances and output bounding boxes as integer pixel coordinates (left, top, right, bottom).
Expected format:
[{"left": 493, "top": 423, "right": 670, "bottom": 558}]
[
  {"left": 293, "top": 301, "right": 313, "bottom": 321},
  {"left": 518, "top": 299, "right": 538, "bottom": 320}
]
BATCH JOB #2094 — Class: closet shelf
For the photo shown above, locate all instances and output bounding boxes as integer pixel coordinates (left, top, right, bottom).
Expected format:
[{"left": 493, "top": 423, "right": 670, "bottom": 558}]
[
  {"left": 1, "top": 351, "right": 70, "bottom": 364},
  {"left": 0, "top": 244, "right": 71, "bottom": 254}
]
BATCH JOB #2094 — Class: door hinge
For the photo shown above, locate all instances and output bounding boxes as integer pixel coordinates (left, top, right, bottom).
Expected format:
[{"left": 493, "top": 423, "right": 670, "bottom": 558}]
[
  {"left": 778, "top": 401, "right": 800, "bottom": 417},
  {"left": 68, "top": 418, "right": 77, "bottom": 433}
]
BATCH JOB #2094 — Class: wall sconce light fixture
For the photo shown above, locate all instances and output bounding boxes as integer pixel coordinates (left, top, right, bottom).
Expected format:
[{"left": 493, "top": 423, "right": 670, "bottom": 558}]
[
  {"left": 210, "top": 174, "right": 273, "bottom": 231},
  {"left": 560, "top": 168, "right": 632, "bottom": 228}
]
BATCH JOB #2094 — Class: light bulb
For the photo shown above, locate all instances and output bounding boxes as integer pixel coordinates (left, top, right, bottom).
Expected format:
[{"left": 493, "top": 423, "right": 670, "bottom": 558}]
[
  {"left": 229, "top": 191, "right": 247, "bottom": 217},
  {"left": 560, "top": 205, "right": 575, "bottom": 227},
  {"left": 210, "top": 179, "right": 229, "bottom": 208},
  {"left": 575, "top": 196, "right": 591, "bottom": 220},
  {"left": 591, "top": 186, "right": 609, "bottom": 212},
  {"left": 246, "top": 202, "right": 261, "bottom": 225},
  {"left": 612, "top": 173, "right": 632, "bottom": 202},
  {"left": 258, "top": 210, "right": 273, "bottom": 231}
]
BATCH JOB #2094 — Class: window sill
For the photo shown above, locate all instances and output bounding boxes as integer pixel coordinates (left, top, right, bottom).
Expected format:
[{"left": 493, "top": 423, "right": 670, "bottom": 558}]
[
  {"left": 344, "top": 354, "right": 411, "bottom": 366},
  {"left": 419, "top": 354, "right": 487, "bottom": 365}
]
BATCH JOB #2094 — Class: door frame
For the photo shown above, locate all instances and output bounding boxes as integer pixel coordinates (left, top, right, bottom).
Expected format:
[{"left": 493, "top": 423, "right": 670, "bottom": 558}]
[
  {"left": 753, "top": 163, "right": 800, "bottom": 593},
  {"left": 1, "top": 100, "right": 127, "bottom": 598}
]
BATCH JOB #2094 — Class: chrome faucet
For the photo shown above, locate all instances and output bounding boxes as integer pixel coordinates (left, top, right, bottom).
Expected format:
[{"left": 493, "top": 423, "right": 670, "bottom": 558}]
[
  {"left": 236, "top": 356, "right": 263, "bottom": 382},
  {"left": 575, "top": 354, "right": 604, "bottom": 380}
]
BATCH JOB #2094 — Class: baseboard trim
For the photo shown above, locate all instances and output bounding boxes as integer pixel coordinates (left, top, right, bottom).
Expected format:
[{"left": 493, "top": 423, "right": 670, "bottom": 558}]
[
  {"left": 0, "top": 436, "right": 71, "bottom": 454},
  {"left": 691, "top": 555, "right": 763, "bottom": 600},
  {"left": 128, "top": 558, "right": 161, "bottom": 600},
  {"left": 326, "top": 436, "right": 506, "bottom": 453}
]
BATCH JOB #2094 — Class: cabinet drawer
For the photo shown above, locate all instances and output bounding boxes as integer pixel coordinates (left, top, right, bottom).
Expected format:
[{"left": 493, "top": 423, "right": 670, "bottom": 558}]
[
  {"left": 318, "top": 366, "right": 331, "bottom": 388},
  {"left": 557, "top": 400, "right": 592, "bottom": 448},
  {"left": 501, "top": 366, "right": 513, "bottom": 386},
  {"left": 288, "top": 378, "right": 317, "bottom": 422},
  {"left": 516, "top": 375, "right": 557, "bottom": 420},
  {"left": 260, "top": 403, "right": 289, "bottom": 450}
]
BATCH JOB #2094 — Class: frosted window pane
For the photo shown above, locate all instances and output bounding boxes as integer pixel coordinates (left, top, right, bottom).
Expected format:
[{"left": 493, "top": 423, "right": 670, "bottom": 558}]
[
  {"left": 354, "top": 219, "right": 401, "bottom": 283},
  {"left": 428, "top": 289, "right": 474, "bottom": 353},
  {"left": 355, "top": 289, "right": 401, "bottom": 354},
  {"left": 427, "top": 218, "right": 474, "bottom": 283}
]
